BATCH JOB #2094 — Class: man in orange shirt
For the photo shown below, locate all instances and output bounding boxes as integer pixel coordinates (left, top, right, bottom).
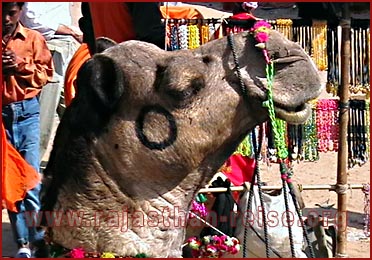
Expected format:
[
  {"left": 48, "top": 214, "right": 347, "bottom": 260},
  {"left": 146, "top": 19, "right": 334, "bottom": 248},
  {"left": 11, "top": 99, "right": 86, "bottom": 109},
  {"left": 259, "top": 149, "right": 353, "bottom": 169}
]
[{"left": 2, "top": 2, "right": 53, "bottom": 257}]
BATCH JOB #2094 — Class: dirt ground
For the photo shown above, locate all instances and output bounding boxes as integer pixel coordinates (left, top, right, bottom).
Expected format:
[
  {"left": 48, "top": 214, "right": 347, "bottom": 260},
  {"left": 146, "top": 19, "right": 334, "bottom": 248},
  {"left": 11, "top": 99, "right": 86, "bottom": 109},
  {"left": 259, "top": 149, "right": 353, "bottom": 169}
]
[
  {"left": 261, "top": 152, "right": 370, "bottom": 258},
  {"left": 2, "top": 152, "right": 369, "bottom": 257}
]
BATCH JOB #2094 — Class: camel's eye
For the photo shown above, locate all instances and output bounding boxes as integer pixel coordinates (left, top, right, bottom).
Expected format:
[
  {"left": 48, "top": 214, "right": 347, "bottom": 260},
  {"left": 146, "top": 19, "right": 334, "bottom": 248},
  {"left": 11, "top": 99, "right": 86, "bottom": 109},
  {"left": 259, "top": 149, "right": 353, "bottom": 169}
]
[{"left": 165, "top": 75, "right": 204, "bottom": 103}]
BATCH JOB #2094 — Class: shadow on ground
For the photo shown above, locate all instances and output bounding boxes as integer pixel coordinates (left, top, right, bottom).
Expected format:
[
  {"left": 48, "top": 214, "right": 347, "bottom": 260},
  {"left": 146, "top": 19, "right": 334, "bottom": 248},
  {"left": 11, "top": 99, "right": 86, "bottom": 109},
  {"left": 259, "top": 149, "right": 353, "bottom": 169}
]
[{"left": 303, "top": 207, "right": 367, "bottom": 230}]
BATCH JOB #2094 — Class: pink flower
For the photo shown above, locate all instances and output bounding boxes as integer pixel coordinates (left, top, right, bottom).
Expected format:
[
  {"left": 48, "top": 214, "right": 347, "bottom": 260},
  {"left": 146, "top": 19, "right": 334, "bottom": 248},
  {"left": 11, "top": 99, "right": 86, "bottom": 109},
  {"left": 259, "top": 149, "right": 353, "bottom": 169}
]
[
  {"left": 256, "top": 31, "right": 269, "bottom": 43},
  {"left": 70, "top": 247, "right": 85, "bottom": 258},
  {"left": 252, "top": 20, "right": 271, "bottom": 31}
]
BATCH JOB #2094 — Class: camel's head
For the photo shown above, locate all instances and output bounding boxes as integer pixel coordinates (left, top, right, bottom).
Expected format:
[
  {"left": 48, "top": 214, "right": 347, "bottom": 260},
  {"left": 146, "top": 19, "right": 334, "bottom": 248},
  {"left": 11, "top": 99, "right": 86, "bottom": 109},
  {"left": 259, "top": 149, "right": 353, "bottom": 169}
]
[
  {"left": 66, "top": 27, "right": 320, "bottom": 180},
  {"left": 41, "top": 26, "right": 321, "bottom": 257}
]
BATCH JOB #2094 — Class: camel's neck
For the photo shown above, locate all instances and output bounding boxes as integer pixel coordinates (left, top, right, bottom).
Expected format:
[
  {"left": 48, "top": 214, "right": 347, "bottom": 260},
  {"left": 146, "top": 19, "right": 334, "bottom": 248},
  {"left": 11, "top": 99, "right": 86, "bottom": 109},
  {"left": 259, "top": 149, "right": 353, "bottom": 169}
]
[{"left": 49, "top": 146, "right": 209, "bottom": 257}]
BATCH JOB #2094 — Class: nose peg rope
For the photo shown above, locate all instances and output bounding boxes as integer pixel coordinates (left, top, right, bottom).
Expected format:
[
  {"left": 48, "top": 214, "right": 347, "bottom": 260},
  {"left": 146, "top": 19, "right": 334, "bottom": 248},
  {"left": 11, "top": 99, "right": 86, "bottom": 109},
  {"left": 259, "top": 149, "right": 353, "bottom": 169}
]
[{"left": 228, "top": 19, "right": 315, "bottom": 258}]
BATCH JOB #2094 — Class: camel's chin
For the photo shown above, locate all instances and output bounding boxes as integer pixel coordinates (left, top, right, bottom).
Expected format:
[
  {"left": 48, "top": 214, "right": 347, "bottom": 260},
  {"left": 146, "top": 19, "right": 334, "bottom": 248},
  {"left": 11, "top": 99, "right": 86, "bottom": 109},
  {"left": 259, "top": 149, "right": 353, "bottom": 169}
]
[{"left": 275, "top": 103, "right": 312, "bottom": 125}]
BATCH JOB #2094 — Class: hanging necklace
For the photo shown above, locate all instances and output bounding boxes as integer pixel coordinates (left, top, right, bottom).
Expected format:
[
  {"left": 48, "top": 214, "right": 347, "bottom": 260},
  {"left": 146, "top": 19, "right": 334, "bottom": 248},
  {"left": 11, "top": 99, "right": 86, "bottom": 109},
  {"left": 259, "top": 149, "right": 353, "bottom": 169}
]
[
  {"left": 311, "top": 20, "right": 327, "bottom": 71},
  {"left": 302, "top": 101, "right": 319, "bottom": 161},
  {"left": 169, "top": 23, "right": 180, "bottom": 51},
  {"left": 188, "top": 23, "right": 200, "bottom": 49},
  {"left": 178, "top": 22, "right": 188, "bottom": 50},
  {"left": 201, "top": 22, "right": 210, "bottom": 45}
]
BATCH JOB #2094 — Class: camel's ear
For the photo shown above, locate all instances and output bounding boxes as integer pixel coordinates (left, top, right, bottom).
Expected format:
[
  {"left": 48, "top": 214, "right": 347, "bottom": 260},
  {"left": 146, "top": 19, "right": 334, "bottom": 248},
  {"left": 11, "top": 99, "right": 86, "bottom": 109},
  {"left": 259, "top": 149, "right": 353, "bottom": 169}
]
[{"left": 76, "top": 55, "right": 125, "bottom": 113}]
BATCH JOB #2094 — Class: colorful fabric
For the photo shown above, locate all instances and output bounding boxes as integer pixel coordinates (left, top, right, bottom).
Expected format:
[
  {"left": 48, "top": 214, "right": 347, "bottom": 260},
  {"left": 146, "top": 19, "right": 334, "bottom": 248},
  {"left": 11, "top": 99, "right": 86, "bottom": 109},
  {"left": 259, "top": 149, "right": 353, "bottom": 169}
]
[
  {"left": 160, "top": 6, "right": 203, "bottom": 19},
  {"left": 2, "top": 22, "right": 54, "bottom": 105},
  {"left": 64, "top": 43, "right": 91, "bottom": 107},
  {"left": 89, "top": 3, "right": 136, "bottom": 44},
  {"left": 1, "top": 123, "right": 41, "bottom": 213},
  {"left": 221, "top": 154, "right": 255, "bottom": 186}
]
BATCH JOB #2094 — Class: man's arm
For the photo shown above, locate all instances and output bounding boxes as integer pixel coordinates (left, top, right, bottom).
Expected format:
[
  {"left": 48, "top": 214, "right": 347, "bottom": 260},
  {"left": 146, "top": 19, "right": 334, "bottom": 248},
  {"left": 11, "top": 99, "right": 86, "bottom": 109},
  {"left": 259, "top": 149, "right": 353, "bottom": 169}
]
[{"left": 20, "top": 2, "right": 83, "bottom": 42}]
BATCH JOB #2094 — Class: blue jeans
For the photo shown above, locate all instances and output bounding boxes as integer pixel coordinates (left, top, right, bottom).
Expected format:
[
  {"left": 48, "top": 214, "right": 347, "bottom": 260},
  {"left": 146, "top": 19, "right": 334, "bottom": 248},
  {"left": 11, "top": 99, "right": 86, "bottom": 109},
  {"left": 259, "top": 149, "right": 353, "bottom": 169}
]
[{"left": 2, "top": 96, "right": 44, "bottom": 246}]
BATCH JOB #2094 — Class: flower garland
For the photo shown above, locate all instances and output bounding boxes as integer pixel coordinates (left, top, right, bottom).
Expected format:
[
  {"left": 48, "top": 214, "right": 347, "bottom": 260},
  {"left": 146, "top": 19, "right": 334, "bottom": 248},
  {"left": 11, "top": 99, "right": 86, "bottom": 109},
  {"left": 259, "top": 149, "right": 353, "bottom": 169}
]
[
  {"left": 186, "top": 235, "right": 240, "bottom": 258},
  {"left": 189, "top": 194, "right": 208, "bottom": 218},
  {"left": 48, "top": 243, "right": 148, "bottom": 258},
  {"left": 250, "top": 20, "right": 271, "bottom": 64}
]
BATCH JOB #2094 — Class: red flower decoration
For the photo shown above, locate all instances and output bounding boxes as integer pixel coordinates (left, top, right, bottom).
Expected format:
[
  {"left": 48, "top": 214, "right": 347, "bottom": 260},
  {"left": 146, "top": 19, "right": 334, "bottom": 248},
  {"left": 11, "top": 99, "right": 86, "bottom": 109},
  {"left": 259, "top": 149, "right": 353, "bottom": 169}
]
[{"left": 70, "top": 247, "right": 85, "bottom": 258}]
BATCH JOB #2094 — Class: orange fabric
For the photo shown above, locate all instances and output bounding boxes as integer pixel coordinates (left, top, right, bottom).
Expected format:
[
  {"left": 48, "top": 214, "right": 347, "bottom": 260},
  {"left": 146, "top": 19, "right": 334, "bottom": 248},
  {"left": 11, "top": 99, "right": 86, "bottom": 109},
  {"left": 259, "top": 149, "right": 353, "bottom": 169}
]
[
  {"left": 2, "top": 23, "right": 54, "bottom": 106},
  {"left": 89, "top": 2, "right": 136, "bottom": 44},
  {"left": 64, "top": 43, "right": 91, "bottom": 107},
  {"left": 1, "top": 124, "right": 41, "bottom": 213},
  {"left": 160, "top": 6, "right": 203, "bottom": 19}
]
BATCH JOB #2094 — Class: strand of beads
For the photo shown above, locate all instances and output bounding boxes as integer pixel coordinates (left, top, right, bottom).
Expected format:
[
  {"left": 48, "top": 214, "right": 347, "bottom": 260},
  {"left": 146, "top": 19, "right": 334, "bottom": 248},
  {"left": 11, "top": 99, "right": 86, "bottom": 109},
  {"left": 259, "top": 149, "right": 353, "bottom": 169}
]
[
  {"left": 316, "top": 99, "right": 339, "bottom": 152},
  {"left": 178, "top": 24, "right": 188, "bottom": 50},
  {"left": 362, "top": 184, "right": 370, "bottom": 238},
  {"left": 169, "top": 24, "right": 180, "bottom": 51},
  {"left": 366, "top": 100, "right": 370, "bottom": 159},
  {"left": 234, "top": 132, "right": 253, "bottom": 158},
  {"left": 275, "top": 19, "right": 293, "bottom": 40},
  {"left": 209, "top": 23, "right": 216, "bottom": 41},
  {"left": 302, "top": 101, "right": 319, "bottom": 161},
  {"left": 311, "top": 20, "right": 328, "bottom": 71},
  {"left": 188, "top": 24, "right": 200, "bottom": 49},
  {"left": 201, "top": 23, "right": 210, "bottom": 45}
]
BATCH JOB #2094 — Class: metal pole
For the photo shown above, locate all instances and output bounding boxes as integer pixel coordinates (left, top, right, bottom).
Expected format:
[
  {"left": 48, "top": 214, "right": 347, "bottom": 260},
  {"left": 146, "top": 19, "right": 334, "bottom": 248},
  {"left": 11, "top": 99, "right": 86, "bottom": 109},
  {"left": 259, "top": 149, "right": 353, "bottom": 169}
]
[{"left": 336, "top": 3, "right": 351, "bottom": 258}]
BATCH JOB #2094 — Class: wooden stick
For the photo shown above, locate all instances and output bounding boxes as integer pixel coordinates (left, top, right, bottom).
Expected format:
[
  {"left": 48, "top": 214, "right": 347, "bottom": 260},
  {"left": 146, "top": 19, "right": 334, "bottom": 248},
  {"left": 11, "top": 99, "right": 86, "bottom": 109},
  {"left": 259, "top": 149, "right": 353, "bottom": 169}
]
[{"left": 198, "top": 183, "right": 366, "bottom": 194}]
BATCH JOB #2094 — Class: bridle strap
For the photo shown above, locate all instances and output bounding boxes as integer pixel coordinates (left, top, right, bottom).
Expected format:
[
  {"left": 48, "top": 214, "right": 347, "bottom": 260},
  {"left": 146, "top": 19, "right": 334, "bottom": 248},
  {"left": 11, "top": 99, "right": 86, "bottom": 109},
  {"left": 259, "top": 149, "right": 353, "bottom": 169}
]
[{"left": 227, "top": 32, "right": 250, "bottom": 104}]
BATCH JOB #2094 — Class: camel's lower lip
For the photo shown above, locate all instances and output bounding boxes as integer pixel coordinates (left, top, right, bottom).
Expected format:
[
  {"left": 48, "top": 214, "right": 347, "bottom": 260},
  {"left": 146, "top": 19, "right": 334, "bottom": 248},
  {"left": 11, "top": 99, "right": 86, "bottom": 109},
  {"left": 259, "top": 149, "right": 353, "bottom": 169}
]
[{"left": 274, "top": 103, "right": 312, "bottom": 125}]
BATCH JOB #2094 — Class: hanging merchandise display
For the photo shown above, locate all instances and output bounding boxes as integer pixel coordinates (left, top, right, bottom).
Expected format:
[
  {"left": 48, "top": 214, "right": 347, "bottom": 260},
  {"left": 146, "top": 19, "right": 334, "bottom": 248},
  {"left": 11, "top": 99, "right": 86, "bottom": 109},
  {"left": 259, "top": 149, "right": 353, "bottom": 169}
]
[
  {"left": 292, "top": 19, "right": 312, "bottom": 58},
  {"left": 178, "top": 23, "right": 189, "bottom": 50},
  {"left": 273, "top": 19, "right": 293, "bottom": 40},
  {"left": 287, "top": 124, "right": 303, "bottom": 162},
  {"left": 326, "top": 23, "right": 340, "bottom": 96},
  {"left": 300, "top": 102, "right": 319, "bottom": 162},
  {"left": 348, "top": 99, "right": 369, "bottom": 168},
  {"left": 188, "top": 23, "right": 200, "bottom": 49},
  {"left": 327, "top": 19, "right": 370, "bottom": 97},
  {"left": 169, "top": 23, "right": 180, "bottom": 51},
  {"left": 200, "top": 22, "right": 210, "bottom": 45},
  {"left": 362, "top": 184, "right": 370, "bottom": 238},
  {"left": 316, "top": 99, "right": 339, "bottom": 152},
  {"left": 366, "top": 101, "right": 370, "bottom": 157},
  {"left": 349, "top": 22, "right": 370, "bottom": 97},
  {"left": 311, "top": 20, "right": 328, "bottom": 71}
]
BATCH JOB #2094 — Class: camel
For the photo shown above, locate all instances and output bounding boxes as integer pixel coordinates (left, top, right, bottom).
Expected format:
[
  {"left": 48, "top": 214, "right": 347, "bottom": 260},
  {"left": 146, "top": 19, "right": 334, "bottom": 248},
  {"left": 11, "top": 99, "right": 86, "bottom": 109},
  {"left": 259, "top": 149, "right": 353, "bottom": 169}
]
[{"left": 39, "top": 28, "right": 321, "bottom": 257}]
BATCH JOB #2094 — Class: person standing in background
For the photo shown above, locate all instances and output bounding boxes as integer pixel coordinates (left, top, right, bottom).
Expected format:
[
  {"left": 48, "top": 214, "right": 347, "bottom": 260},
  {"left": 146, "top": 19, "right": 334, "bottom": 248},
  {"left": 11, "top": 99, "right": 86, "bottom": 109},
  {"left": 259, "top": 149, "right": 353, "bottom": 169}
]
[
  {"left": 2, "top": 2, "right": 54, "bottom": 257},
  {"left": 19, "top": 2, "right": 83, "bottom": 42},
  {"left": 19, "top": 2, "right": 83, "bottom": 161},
  {"left": 80, "top": 2, "right": 165, "bottom": 54}
]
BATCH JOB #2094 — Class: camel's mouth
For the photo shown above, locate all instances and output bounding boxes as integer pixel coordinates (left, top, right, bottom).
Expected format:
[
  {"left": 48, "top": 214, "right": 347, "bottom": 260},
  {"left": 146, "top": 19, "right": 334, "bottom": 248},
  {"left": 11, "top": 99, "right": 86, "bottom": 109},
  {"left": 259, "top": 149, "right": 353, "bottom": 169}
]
[
  {"left": 274, "top": 102, "right": 312, "bottom": 125},
  {"left": 272, "top": 55, "right": 306, "bottom": 64}
]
